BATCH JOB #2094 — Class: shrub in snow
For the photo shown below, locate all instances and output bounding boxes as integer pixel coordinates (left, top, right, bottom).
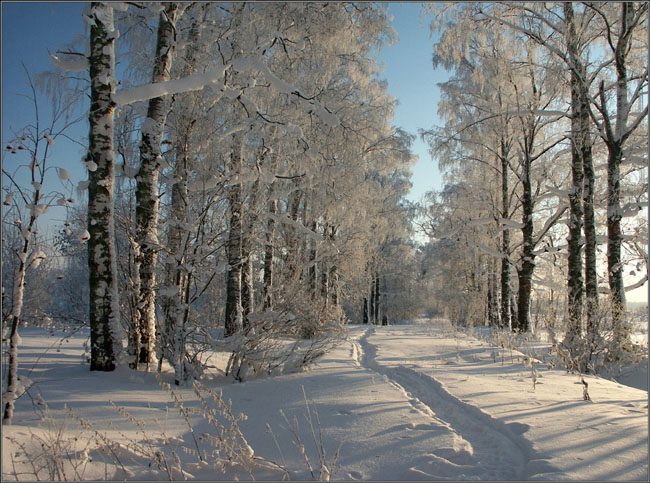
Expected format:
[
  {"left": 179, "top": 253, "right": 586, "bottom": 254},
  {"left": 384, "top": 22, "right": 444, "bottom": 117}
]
[
  {"left": 274, "top": 387, "right": 342, "bottom": 481},
  {"left": 5, "top": 396, "right": 96, "bottom": 481},
  {"left": 205, "top": 306, "right": 346, "bottom": 382}
]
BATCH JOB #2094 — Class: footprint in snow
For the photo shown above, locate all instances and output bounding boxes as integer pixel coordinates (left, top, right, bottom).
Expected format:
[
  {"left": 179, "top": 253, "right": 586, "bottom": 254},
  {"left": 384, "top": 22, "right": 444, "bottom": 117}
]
[
  {"left": 405, "top": 452, "right": 481, "bottom": 479},
  {"left": 405, "top": 422, "right": 446, "bottom": 431}
]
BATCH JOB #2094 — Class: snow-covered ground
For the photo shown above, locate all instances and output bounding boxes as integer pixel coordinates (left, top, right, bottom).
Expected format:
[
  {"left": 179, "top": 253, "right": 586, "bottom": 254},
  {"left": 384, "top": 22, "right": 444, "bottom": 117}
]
[{"left": 2, "top": 320, "right": 648, "bottom": 481}]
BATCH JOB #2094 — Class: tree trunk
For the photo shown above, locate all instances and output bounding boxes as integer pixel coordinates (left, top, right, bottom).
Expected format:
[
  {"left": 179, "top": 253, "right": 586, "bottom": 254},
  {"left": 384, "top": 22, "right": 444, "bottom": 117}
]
[
  {"left": 516, "top": 157, "right": 535, "bottom": 333},
  {"left": 607, "top": 142, "right": 626, "bottom": 342},
  {"left": 328, "top": 225, "right": 339, "bottom": 306},
  {"left": 159, "top": 4, "right": 204, "bottom": 375},
  {"left": 134, "top": 2, "right": 179, "bottom": 369},
  {"left": 320, "top": 222, "right": 329, "bottom": 305},
  {"left": 582, "top": 122, "right": 598, "bottom": 342},
  {"left": 500, "top": 141, "right": 511, "bottom": 330},
  {"left": 488, "top": 262, "right": 500, "bottom": 327},
  {"left": 286, "top": 185, "right": 303, "bottom": 283},
  {"left": 241, "top": 176, "right": 260, "bottom": 332},
  {"left": 3, "top": 236, "right": 31, "bottom": 423},
  {"left": 369, "top": 277, "right": 376, "bottom": 324},
  {"left": 374, "top": 274, "right": 381, "bottom": 324},
  {"left": 563, "top": 2, "right": 586, "bottom": 348},
  {"left": 263, "top": 196, "right": 276, "bottom": 311},
  {"left": 87, "top": 2, "right": 121, "bottom": 372},
  {"left": 3, "top": 315, "right": 20, "bottom": 424},
  {"left": 605, "top": 2, "right": 640, "bottom": 352},
  {"left": 309, "top": 219, "right": 318, "bottom": 300},
  {"left": 240, "top": 247, "right": 253, "bottom": 333},
  {"left": 363, "top": 297, "right": 369, "bottom": 324},
  {"left": 225, "top": 132, "right": 245, "bottom": 337}
]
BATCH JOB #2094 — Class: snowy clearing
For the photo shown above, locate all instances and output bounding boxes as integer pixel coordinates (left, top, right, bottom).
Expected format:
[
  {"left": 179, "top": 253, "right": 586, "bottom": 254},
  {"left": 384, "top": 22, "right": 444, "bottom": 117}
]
[{"left": 2, "top": 320, "right": 648, "bottom": 481}]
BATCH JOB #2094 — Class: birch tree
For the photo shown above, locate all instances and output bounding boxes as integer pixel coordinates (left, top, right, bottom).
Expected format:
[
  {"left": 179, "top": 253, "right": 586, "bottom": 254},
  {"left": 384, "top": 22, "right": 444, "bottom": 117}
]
[
  {"left": 585, "top": 1, "right": 648, "bottom": 352},
  {"left": 133, "top": 2, "right": 180, "bottom": 368},
  {"left": 86, "top": 2, "right": 122, "bottom": 371},
  {"left": 2, "top": 68, "right": 83, "bottom": 421}
]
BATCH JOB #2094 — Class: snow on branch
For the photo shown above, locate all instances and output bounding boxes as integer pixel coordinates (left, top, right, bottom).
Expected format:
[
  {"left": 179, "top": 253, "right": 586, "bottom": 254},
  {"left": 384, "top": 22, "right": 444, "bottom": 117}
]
[
  {"left": 232, "top": 56, "right": 340, "bottom": 128},
  {"left": 266, "top": 213, "right": 322, "bottom": 242},
  {"left": 113, "top": 54, "right": 341, "bottom": 128},
  {"left": 474, "top": 242, "right": 506, "bottom": 259},
  {"left": 112, "top": 63, "right": 229, "bottom": 105},
  {"left": 498, "top": 217, "right": 525, "bottom": 229},
  {"left": 625, "top": 275, "right": 648, "bottom": 292}
]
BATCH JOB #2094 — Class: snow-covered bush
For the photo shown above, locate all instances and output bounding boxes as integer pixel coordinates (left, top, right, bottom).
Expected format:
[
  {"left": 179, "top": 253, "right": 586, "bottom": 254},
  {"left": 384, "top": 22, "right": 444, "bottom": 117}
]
[
  {"left": 211, "top": 306, "right": 346, "bottom": 382},
  {"left": 550, "top": 297, "right": 648, "bottom": 376}
]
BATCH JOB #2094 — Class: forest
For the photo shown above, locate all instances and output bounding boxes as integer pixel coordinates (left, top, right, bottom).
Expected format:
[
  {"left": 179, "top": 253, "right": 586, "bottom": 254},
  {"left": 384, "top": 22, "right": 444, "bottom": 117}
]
[{"left": 1, "top": 2, "right": 648, "bottom": 481}]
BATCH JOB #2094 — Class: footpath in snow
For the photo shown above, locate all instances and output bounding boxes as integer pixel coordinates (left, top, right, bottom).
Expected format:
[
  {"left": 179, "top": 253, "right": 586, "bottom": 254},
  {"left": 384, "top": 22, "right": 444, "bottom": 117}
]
[
  {"left": 352, "top": 320, "right": 648, "bottom": 481},
  {"left": 2, "top": 320, "right": 648, "bottom": 481}
]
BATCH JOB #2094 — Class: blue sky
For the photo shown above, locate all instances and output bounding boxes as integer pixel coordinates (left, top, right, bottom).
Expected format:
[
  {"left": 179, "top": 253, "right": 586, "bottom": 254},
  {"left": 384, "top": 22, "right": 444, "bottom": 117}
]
[
  {"left": 377, "top": 2, "right": 447, "bottom": 201},
  {"left": 2, "top": 2, "right": 87, "bottom": 136},
  {"left": 2, "top": 2, "right": 446, "bottom": 204}
]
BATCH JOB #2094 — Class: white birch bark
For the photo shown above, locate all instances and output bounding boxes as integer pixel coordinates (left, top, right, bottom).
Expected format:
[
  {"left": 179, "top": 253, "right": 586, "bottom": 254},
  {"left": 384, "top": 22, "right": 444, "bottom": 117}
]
[
  {"left": 134, "top": 2, "right": 180, "bottom": 369},
  {"left": 87, "top": 2, "right": 122, "bottom": 371}
]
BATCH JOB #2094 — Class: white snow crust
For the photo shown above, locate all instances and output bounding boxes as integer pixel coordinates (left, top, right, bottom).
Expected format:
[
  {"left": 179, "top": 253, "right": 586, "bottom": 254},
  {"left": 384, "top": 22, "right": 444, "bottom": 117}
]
[{"left": 2, "top": 321, "right": 647, "bottom": 481}]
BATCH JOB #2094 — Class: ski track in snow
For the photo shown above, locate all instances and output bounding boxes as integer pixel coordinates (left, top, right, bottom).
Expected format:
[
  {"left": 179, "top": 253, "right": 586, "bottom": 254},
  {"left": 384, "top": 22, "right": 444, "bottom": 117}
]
[{"left": 351, "top": 326, "right": 553, "bottom": 481}]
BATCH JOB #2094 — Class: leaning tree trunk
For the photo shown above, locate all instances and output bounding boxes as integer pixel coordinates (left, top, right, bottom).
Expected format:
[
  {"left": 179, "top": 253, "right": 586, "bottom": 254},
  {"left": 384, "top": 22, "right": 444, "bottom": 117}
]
[
  {"left": 87, "top": 2, "right": 121, "bottom": 372},
  {"left": 134, "top": 2, "right": 179, "bottom": 369}
]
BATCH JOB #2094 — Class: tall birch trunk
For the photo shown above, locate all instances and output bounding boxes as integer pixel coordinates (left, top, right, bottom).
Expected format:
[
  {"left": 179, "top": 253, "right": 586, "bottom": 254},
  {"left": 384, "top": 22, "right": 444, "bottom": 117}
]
[
  {"left": 3, "top": 210, "right": 37, "bottom": 422},
  {"left": 500, "top": 141, "right": 511, "bottom": 330},
  {"left": 87, "top": 2, "right": 121, "bottom": 372},
  {"left": 516, "top": 155, "right": 535, "bottom": 333},
  {"left": 134, "top": 2, "right": 179, "bottom": 369},
  {"left": 563, "top": 2, "right": 588, "bottom": 349},
  {"left": 600, "top": 2, "right": 647, "bottom": 351},
  {"left": 224, "top": 131, "right": 245, "bottom": 337}
]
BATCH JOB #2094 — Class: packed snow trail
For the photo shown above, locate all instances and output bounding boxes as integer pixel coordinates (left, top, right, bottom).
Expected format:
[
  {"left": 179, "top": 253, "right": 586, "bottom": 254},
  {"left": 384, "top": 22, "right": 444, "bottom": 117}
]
[{"left": 351, "top": 325, "right": 549, "bottom": 480}]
